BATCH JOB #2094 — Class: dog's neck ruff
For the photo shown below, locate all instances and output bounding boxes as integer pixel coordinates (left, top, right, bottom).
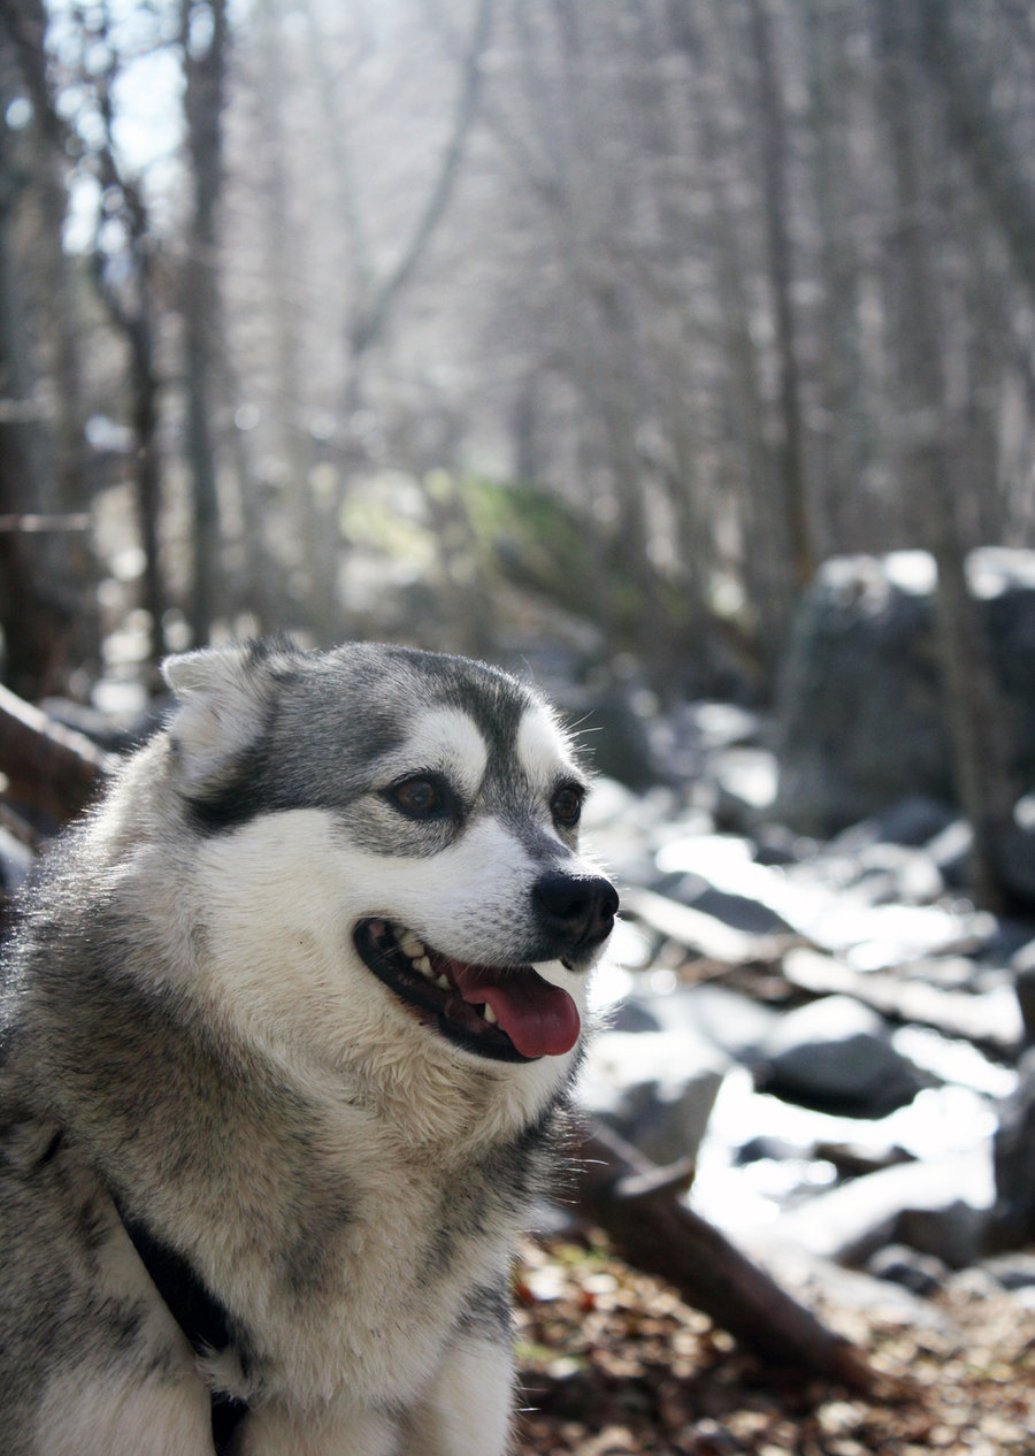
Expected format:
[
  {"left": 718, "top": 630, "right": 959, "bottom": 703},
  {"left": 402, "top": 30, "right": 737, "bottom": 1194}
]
[{"left": 113, "top": 1195, "right": 249, "bottom": 1454}]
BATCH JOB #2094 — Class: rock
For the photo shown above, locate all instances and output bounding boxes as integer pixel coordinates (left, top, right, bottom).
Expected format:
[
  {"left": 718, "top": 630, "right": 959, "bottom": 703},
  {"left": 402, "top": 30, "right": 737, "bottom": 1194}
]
[
  {"left": 866, "top": 1244, "right": 949, "bottom": 1297},
  {"left": 995, "top": 820, "right": 1035, "bottom": 909},
  {"left": 775, "top": 548, "right": 1035, "bottom": 834},
  {"left": 774, "top": 1152, "right": 995, "bottom": 1267},
  {"left": 707, "top": 747, "right": 779, "bottom": 832},
  {"left": 0, "top": 827, "right": 33, "bottom": 893},
  {"left": 744, "top": 1235, "right": 954, "bottom": 1331},
  {"left": 565, "top": 679, "right": 659, "bottom": 789},
  {"left": 620, "top": 886, "right": 786, "bottom": 965},
  {"left": 828, "top": 796, "right": 958, "bottom": 853},
  {"left": 990, "top": 1048, "right": 1035, "bottom": 1249},
  {"left": 660, "top": 870, "right": 796, "bottom": 937},
  {"left": 1009, "top": 939, "right": 1035, "bottom": 1042},
  {"left": 682, "top": 701, "right": 764, "bottom": 751},
  {"left": 980, "top": 1253, "right": 1035, "bottom": 1291},
  {"left": 657, "top": 829, "right": 990, "bottom": 967},
  {"left": 927, "top": 819, "right": 973, "bottom": 889},
  {"left": 576, "top": 1030, "right": 728, "bottom": 1166},
  {"left": 755, "top": 995, "right": 929, "bottom": 1115},
  {"left": 652, "top": 983, "right": 782, "bottom": 1063}
]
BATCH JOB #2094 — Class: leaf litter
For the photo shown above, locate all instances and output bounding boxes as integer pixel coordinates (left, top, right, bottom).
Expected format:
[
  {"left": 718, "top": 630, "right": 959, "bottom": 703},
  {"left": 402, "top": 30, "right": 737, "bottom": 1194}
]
[{"left": 514, "top": 1235, "right": 1035, "bottom": 1455}]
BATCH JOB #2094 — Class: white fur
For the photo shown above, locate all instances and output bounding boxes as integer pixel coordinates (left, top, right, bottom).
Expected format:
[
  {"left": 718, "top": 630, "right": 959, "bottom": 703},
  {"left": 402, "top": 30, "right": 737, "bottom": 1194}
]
[
  {"left": 379, "top": 705, "right": 490, "bottom": 801},
  {"left": 35, "top": 1367, "right": 210, "bottom": 1456},
  {"left": 516, "top": 700, "right": 579, "bottom": 792},
  {"left": 399, "top": 1334, "right": 514, "bottom": 1456}
]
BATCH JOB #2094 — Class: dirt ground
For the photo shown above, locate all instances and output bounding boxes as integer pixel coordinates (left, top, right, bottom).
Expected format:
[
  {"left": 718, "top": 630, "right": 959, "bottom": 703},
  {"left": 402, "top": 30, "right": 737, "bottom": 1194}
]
[{"left": 513, "top": 1236, "right": 1035, "bottom": 1456}]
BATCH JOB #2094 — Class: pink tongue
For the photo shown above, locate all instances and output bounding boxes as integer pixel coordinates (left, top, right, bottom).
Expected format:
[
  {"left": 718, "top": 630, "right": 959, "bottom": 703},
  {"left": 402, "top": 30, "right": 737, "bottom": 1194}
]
[{"left": 449, "top": 963, "right": 580, "bottom": 1059}]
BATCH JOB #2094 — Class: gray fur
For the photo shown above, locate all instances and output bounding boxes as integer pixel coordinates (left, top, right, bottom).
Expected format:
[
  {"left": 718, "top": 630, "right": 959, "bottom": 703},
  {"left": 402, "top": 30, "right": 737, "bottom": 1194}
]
[{"left": 0, "top": 642, "right": 615, "bottom": 1455}]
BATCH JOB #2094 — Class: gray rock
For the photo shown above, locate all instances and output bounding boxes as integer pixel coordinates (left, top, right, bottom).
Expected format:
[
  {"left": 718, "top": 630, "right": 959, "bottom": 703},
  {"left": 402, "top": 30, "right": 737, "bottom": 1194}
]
[
  {"left": 566, "top": 680, "right": 658, "bottom": 789},
  {"left": 0, "top": 827, "right": 33, "bottom": 893},
  {"left": 828, "top": 796, "right": 958, "bottom": 853},
  {"left": 662, "top": 871, "right": 796, "bottom": 937},
  {"left": 756, "top": 995, "right": 929, "bottom": 1114},
  {"left": 926, "top": 818, "right": 973, "bottom": 889},
  {"left": 775, "top": 1152, "right": 995, "bottom": 1267},
  {"left": 990, "top": 1048, "right": 1035, "bottom": 1248},
  {"left": 867, "top": 1244, "right": 949, "bottom": 1297},
  {"left": 1014, "top": 963, "right": 1035, "bottom": 1044},
  {"left": 980, "top": 1253, "right": 1035, "bottom": 1291},
  {"left": 653, "top": 983, "right": 782, "bottom": 1063},
  {"left": 576, "top": 1029, "right": 728, "bottom": 1165},
  {"left": 775, "top": 549, "right": 1035, "bottom": 835},
  {"left": 708, "top": 747, "right": 779, "bottom": 833}
]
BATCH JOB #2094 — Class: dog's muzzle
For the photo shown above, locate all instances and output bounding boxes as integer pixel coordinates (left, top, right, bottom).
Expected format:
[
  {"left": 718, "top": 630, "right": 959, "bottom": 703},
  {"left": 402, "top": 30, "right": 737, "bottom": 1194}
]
[{"left": 352, "top": 872, "right": 617, "bottom": 1064}]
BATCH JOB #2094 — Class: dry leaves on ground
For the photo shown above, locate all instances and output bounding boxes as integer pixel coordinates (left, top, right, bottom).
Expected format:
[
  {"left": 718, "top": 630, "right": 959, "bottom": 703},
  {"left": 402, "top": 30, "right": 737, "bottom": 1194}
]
[{"left": 514, "top": 1235, "right": 1035, "bottom": 1455}]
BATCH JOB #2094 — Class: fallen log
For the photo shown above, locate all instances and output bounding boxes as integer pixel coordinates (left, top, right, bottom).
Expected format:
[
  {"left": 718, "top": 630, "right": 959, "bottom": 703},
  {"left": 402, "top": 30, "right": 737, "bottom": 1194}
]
[
  {"left": 783, "top": 945, "right": 1023, "bottom": 1056},
  {"left": 0, "top": 683, "right": 116, "bottom": 829},
  {"left": 573, "top": 1122, "right": 880, "bottom": 1393},
  {"left": 621, "top": 884, "right": 794, "bottom": 966}
]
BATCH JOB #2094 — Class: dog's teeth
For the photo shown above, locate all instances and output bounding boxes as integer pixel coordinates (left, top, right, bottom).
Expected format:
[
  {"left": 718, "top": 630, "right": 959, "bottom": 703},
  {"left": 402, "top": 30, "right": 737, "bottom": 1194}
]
[
  {"left": 415, "top": 955, "right": 433, "bottom": 976},
  {"left": 400, "top": 934, "right": 424, "bottom": 959},
  {"left": 483, "top": 1003, "right": 498, "bottom": 1025},
  {"left": 435, "top": 975, "right": 450, "bottom": 990}
]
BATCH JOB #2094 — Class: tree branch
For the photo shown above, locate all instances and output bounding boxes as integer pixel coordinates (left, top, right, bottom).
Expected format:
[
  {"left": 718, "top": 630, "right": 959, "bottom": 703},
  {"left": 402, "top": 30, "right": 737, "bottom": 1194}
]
[{"left": 350, "top": 0, "right": 495, "bottom": 356}]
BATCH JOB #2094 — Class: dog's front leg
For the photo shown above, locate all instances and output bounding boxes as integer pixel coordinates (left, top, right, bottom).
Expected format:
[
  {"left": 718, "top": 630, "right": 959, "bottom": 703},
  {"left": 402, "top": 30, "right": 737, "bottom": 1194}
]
[
  {"left": 397, "top": 1332, "right": 515, "bottom": 1456},
  {"left": 235, "top": 1400, "right": 397, "bottom": 1456}
]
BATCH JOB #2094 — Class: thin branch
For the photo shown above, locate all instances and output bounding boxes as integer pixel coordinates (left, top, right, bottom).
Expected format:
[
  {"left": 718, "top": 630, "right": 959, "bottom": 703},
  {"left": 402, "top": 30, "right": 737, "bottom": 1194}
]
[{"left": 350, "top": 0, "right": 495, "bottom": 356}]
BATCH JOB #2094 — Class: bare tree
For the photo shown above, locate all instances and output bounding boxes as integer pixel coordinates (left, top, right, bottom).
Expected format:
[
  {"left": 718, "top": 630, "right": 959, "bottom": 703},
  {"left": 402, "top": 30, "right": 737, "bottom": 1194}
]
[
  {"left": 0, "top": 0, "right": 93, "bottom": 697},
  {"left": 876, "top": 0, "right": 1015, "bottom": 910},
  {"left": 181, "top": 0, "right": 229, "bottom": 647},
  {"left": 746, "top": 0, "right": 815, "bottom": 598}
]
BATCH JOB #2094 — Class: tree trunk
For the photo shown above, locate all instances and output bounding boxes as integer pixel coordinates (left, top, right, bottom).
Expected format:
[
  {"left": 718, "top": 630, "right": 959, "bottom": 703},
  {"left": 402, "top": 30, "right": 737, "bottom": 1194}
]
[
  {"left": 876, "top": 0, "right": 1015, "bottom": 912},
  {"left": 915, "top": 0, "right": 1035, "bottom": 311},
  {"left": 746, "top": 0, "right": 815, "bottom": 598},
  {"left": 0, "top": 95, "right": 72, "bottom": 699},
  {"left": 181, "top": 0, "right": 229, "bottom": 648}
]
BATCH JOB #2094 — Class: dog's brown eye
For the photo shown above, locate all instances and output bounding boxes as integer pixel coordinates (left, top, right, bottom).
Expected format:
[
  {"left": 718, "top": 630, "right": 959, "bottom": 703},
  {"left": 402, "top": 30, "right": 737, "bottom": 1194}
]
[
  {"left": 388, "top": 776, "right": 446, "bottom": 819},
  {"left": 551, "top": 784, "right": 584, "bottom": 828}
]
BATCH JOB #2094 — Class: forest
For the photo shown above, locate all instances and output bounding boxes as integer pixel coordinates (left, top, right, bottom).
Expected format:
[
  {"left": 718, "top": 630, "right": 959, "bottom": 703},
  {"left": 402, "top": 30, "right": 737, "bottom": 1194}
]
[
  {"left": 3, "top": 1, "right": 1035, "bottom": 1453},
  {"left": 2, "top": 0, "right": 1034, "bottom": 702}
]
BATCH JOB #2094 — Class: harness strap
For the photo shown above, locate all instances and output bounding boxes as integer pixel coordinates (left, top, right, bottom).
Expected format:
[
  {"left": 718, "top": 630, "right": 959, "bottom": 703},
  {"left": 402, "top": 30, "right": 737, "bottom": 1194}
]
[{"left": 115, "top": 1199, "right": 250, "bottom": 1454}]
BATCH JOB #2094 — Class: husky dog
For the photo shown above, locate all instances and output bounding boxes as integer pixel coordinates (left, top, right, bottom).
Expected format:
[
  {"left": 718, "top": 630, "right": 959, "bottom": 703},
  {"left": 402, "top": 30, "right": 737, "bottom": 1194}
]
[{"left": 0, "top": 641, "right": 618, "bottom": 1455}]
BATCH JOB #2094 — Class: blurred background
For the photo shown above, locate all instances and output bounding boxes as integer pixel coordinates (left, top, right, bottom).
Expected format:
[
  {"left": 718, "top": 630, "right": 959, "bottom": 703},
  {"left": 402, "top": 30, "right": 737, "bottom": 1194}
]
[{"left": 2, "top": 0, "right": 1033, "bottom": 705}]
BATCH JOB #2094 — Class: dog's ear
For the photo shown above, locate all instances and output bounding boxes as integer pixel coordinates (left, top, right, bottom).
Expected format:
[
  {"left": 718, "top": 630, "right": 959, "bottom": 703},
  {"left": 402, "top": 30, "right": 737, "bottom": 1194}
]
[{"left": 162, "top": 645, "right": 280, "bottom": 790}]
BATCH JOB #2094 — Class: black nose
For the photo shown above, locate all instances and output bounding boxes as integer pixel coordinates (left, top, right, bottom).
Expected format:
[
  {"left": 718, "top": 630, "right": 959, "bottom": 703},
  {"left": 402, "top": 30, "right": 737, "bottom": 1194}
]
[{"left": 532, "top": 871, "right": 619, "bottom": 955}]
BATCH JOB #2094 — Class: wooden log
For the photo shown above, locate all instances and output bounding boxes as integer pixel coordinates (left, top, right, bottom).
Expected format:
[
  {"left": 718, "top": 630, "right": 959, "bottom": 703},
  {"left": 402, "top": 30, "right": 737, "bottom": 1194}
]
[
  {"left": 783, "top": 946, "right": 1023, "bottom": 1055},
  {"left": 621, "top": 885, "right": 793, "bottom": 966},
  {"left": 0, "top": 683, "right": 114, "bottom": 829},
  {"left": 574, "top": 1122, "right": 880, "bottom": 1392}
]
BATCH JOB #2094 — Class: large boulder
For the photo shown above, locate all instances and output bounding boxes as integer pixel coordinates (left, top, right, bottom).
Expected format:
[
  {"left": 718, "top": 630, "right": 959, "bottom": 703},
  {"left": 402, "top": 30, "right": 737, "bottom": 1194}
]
[{"left": 775, "top": 549, "right": 1035, "bottom": 835}]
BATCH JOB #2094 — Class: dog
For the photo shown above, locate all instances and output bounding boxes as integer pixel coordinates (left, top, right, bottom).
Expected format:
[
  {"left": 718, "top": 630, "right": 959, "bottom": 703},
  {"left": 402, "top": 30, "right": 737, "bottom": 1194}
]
[{"left": 0, "top": 640, "right": 618, "bottom": 1455}]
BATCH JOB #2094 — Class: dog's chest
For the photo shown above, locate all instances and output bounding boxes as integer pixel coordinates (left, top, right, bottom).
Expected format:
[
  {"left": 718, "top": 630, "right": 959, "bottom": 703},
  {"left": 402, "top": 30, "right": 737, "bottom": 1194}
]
[{"left": 248, "top": 1134, "right": 532, "bottom": 1405}]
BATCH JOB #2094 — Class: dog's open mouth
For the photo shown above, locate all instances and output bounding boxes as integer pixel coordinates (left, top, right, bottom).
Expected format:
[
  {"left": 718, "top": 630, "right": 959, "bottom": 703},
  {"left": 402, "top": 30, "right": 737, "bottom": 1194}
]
[{"left": 353, "top": 918, "right": 580, "bottom": 1063}]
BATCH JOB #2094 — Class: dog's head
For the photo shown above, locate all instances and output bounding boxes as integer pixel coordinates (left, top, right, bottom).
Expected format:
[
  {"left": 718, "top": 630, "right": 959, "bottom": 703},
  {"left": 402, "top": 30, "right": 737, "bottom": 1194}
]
[{"left": 159, "top": 641, "right": 617, "bottom": 1084}]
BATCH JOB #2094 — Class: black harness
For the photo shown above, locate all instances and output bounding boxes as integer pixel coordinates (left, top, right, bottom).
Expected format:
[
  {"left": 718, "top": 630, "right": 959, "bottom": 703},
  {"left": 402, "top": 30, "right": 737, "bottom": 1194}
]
[{"left": 116, "top": 1201, "right": 250, "bottom": 1454}]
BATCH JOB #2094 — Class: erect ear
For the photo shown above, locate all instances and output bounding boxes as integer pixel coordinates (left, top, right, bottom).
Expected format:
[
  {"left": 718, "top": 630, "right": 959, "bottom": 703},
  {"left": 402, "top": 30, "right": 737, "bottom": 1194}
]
[{"left": 162, "top": 644, "right": 282, "bottom": 791}]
